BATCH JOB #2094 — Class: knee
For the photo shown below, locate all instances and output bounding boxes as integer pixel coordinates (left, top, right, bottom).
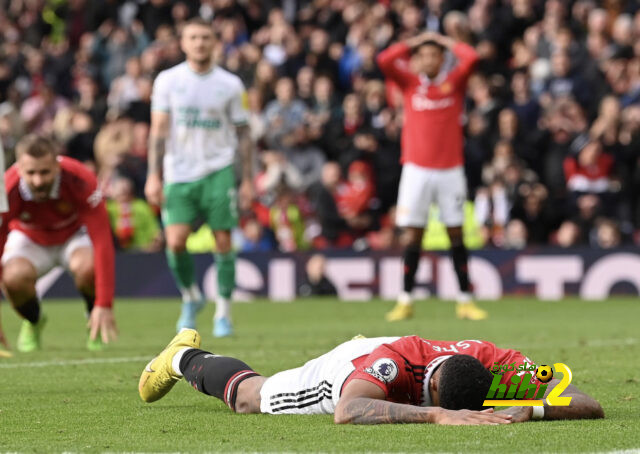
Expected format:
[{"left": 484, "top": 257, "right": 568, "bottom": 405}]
[
  {"left": 400, "top": 230, "right": 422, "bottom": 248},
  {"left": 166, "top": 234, "right": 188, "bottom": 253},
  {"left": 2, "top": 262, "right": 36, "bottom": 296},
  {"left": 448, "top": 229, "right": 464, "bottom": 247},
  {"left": 214, "top": 232, "right": 232, "bottom": 254},
  {"left": 234, "top": 376, "right": 264, "bottom": 414},
  {"left": 72, "top": 264, "right": 95, "bottom": 291}
]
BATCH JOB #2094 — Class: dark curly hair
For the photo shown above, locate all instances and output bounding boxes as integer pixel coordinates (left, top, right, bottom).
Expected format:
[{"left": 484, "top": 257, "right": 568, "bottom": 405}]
[{"left": 437, "top": 355, "right": 494, "bottom": 410}]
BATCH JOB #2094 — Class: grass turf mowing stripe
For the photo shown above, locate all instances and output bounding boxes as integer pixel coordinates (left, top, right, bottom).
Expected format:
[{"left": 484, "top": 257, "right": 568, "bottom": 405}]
[{"left": 0, "top": 355, "right": 149, "bottom": 369}]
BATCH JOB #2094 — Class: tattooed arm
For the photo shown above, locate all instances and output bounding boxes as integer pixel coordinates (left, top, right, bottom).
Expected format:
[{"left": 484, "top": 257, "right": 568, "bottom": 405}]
[
  {"left": 334, "top": 379, "right": 512, "bottom": 425},
  {"left": 236, "top": 124, "right": 254, "bottom": 210},
  {"left": 144, "top": 111, "right": 170, "bottom": 206},
  {"left": 495, "top": 379, "right": 604, "bottom": 422}
]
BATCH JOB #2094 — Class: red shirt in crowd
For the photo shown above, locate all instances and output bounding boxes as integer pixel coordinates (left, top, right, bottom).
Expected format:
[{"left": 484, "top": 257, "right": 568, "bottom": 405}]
[
  {"left": 1, "top": 156, "right": 115, "bottom": 308},
  {"left": 345, "top": 336, "right": 539, "bottom": 406},
  {"left": 377, "top": 41, "right": 479, "bottom": 169},
  {"left": 563, "top": 153, "right": 614, "bottom": 193}
]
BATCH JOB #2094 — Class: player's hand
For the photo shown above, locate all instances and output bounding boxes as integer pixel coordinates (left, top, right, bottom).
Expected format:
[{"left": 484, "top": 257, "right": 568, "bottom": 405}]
[
  {"left": 0, "top": 324, "right": 12, "bottom": 357},
  {"left": 88, "top": 306, "right": 118, "bottom": 344},
  {"left": 238, "top": 179, "right": 255, "bottom": 211},
  {"left": 495, "top": 406, "right": 533, "bottom": 423},
  {"left": 145, "top": 173, "right": 164, "bottom": 207},
  {"left": 435, "top": 408, "right": 512, "bottom": 425}
]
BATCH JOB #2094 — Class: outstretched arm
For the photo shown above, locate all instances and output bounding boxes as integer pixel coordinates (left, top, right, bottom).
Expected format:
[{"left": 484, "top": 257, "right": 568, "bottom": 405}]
[
  {"left": 496, "top": 379, "right": 604, "bottom": 422},
  {"left": 334, "top": 379, "right": 512, "bottom": 425}
]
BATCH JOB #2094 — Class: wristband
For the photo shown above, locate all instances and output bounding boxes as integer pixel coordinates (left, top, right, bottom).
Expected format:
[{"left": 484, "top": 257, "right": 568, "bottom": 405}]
[{"left": 531, "top": 405, "right": 545, "bottom": 420}]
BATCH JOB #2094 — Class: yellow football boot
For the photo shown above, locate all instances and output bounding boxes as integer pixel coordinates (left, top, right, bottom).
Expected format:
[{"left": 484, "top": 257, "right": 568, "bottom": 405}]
[
  {"left": 385, "top": 303, "right": 414, "bottom": 322},
  {"left": 139, "top": 328, "right": 201, "bottom": 403},
  {"left": 455, "top": 301, "right": 488, "bottom": 321}
]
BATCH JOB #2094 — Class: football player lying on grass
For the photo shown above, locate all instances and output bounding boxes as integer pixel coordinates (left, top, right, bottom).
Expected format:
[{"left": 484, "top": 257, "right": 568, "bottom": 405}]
[{"left": 139, "top": 330, "right": 604, "bottom": 425}]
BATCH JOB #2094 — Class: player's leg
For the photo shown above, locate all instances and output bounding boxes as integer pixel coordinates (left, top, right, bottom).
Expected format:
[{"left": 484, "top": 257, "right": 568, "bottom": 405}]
[
  {"left": 211, "top": 229, "right": 235, "bottom": 337},
  {"left": 138, "top": 328, "right": 265, "bottom": 413},
  {"left": 203, "top": 166, "right": 239, "bottom": 337},
  {"left": 162, "top": 181, "right": 204, "bottom": 331},
  {"left": 387, "top": 164, "right": 431, "bottom": 321},
  {"left": 438, "top": 167, "right": 487, "bottom": 320},
  {"left": 1, "top": 232, "right": 53, "bottom": 351}
]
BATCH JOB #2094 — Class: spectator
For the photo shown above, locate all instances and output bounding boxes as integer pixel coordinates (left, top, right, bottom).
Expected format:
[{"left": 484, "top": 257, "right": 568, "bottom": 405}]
[
  {"left": 564, "top": 140, "right": 617, "bottom": 215},
  {"left": 106, "top": 176, "right": 162, "bottom": 251},
  {"left": 269, "top": 185, "right": 307, "bottom": 252},
  {"left": 234, "top": 217, "right": 277, "bottom": 253},
  {"left": 594, "top": 218, "right": 622, "bottom": 248},
  {"left": 20, "top": 79, "right": 69, "bottom": 135},
  {"left": 298, "top": 254, "right": 338, "bottom": 297}
]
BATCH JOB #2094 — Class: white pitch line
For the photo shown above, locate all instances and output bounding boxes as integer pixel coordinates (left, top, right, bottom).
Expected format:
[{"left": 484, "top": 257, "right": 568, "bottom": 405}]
[{"left": 0, "top": 355, "right": 149, "bottom": 369}]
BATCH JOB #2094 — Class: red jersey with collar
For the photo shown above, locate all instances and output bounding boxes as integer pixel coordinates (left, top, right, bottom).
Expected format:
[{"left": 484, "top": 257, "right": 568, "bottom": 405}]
[
  {"left": 377, "top": 42, "right": 478, "bottom": 169},
  {"left": 344, "top": 336, "right": 538, "bottom": 406},
  {"left": 1, "top": 156, "right": 115, "bottom": 308}
]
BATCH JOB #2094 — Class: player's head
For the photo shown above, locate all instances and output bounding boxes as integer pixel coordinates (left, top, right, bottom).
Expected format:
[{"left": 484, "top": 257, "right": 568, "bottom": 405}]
[
  {"left": 181, "top": 18, "right": 215, "bottom": 67},
  {"left": 429, "top": 355, "right": 493, "bottom": 410},
  {"left": 15, "top": 134, "right": 60, "bottom": 202},
  {"left": 413, "top": 41, "right": 446, "bottom": 79}
]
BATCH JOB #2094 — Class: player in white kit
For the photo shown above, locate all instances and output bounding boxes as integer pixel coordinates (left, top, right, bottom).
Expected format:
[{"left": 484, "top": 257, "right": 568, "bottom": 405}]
[{"left": 145, "top": 18, "right": 254, "bottom": 337}]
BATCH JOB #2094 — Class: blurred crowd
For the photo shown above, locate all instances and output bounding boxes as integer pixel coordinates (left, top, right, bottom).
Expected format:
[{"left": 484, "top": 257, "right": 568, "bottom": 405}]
[{"left": 1, "top": 0, "right": 639, "bottom": 252}]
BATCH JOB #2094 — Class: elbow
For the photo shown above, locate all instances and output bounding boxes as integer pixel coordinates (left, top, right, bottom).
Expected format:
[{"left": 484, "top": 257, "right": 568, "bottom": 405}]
[
  {"left": 590, "top": 401, "right": 605, "bottom": 419},
  {"left": 333, "top": 405, "right": 352, "bottom": 425}
]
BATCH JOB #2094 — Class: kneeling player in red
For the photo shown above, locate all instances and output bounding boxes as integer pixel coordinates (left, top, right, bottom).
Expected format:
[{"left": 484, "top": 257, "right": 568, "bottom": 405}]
[
  {"left": 139, "top": 331, "right": 603, "bottom": 424},
  {"left": 0, "top": 135, "right": 117, "bottom": 352}
]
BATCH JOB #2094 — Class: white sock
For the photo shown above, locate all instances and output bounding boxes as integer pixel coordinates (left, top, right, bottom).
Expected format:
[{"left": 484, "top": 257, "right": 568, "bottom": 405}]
[
  {"left": 214, "top": 297, "right": 231, "bottom": 320},
  {"left": 180, "top": 284, "right": 203, "bottom": 303},
  {"left": 398, "top": 291, "right": 413, "bottom": 306},
  {"left": 457, "top": 292, "right": 472, "bottom": 304},
  {"left": 171, "top": 347, "right": 192, "bottom": 376}
]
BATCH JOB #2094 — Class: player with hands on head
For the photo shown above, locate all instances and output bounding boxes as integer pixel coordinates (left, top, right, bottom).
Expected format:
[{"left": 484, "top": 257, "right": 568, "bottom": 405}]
[{"left": 377, "top": 30, "right": 487, "bottom": 322}]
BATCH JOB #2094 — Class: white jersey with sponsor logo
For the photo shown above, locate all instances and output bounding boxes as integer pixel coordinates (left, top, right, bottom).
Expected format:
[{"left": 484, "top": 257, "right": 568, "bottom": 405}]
[
  {"left": 151, "top": 62, "right": 249, "bottom": 183},
  {"left": 260, "top": 337, "right": 400, "bottom": 415}
]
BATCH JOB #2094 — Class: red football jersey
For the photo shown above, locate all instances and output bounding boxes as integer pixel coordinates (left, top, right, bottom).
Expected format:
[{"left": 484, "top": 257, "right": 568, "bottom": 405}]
[
  {"left": 1, "top": 156, "right": 115, "bottom": 308},
  {"left": 345, "top": 336, "right": 537, "bottom": 406},
  {"left": 377, "top": 42, "right": 478, "bottom": 169}
]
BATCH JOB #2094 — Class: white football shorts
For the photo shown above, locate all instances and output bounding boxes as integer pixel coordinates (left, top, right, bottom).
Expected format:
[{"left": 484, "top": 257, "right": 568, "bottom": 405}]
[
  {"left": 395, "top": 163, "right": 467, "bottom": 228},
  {"left": 260, "top": 337, "right": 400, "bottom": 415},
  {"left": 1, "top": 228, "right": 93, "bottom": 277}
]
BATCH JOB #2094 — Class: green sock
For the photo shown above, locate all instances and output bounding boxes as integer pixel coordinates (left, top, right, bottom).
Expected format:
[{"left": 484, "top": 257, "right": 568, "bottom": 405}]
[
  {"left": 216, "top": 251, "right": 236, "bottom": 299},
  {"left": 166, "top": 249, "right": 195, "bottom": 290}
]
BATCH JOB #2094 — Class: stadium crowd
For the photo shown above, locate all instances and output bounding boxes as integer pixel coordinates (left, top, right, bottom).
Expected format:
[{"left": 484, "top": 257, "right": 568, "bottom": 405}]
[{"left": 1, "top": 0, "right": 639, "bottom": 252}]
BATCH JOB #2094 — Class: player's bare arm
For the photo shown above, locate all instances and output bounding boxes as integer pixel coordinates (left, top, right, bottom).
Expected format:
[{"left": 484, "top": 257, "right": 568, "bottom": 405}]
[
  {"left": 145, "top": 110, "right": 170, "bottom": 206},
  {"left": 496, "top": 379, "right": 604, "bottom": 423},
  {"left": 334, "top": 379, "right": 512, "bottom": 425},
  {"left": 236, "top": 124, "right": 255, "bottom": 210}
]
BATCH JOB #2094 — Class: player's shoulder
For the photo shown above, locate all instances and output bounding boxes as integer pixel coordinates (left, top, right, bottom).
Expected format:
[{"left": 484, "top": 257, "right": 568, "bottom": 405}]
[
  {"left": 154, "top": 62, "right": 188, "bottom": 83},
  {"left": 212, "top": 66, "right": 245, "bottom": 90},
  {"left": 58, "top": 156, "right": 97, "bottom": 186}
]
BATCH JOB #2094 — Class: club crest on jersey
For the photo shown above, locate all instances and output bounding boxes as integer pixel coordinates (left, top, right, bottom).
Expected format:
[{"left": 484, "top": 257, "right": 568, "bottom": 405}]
[
  {"left": 439, "top": 81, "right": 453, "bottom": 94},
  {"left": 365, "top": 358, "right": 399, "bottom": 383},
  {"left": 56, "top": 200, "right": 72, "bottom": 214},
  {"left": 20, "top": 211, "right": 31, "bottom": 221}
]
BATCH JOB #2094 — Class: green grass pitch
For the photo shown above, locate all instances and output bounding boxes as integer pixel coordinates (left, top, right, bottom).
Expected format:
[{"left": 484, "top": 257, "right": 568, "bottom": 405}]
[{"left": 0, "top": 297, "right": 639, "bottom": 453}]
